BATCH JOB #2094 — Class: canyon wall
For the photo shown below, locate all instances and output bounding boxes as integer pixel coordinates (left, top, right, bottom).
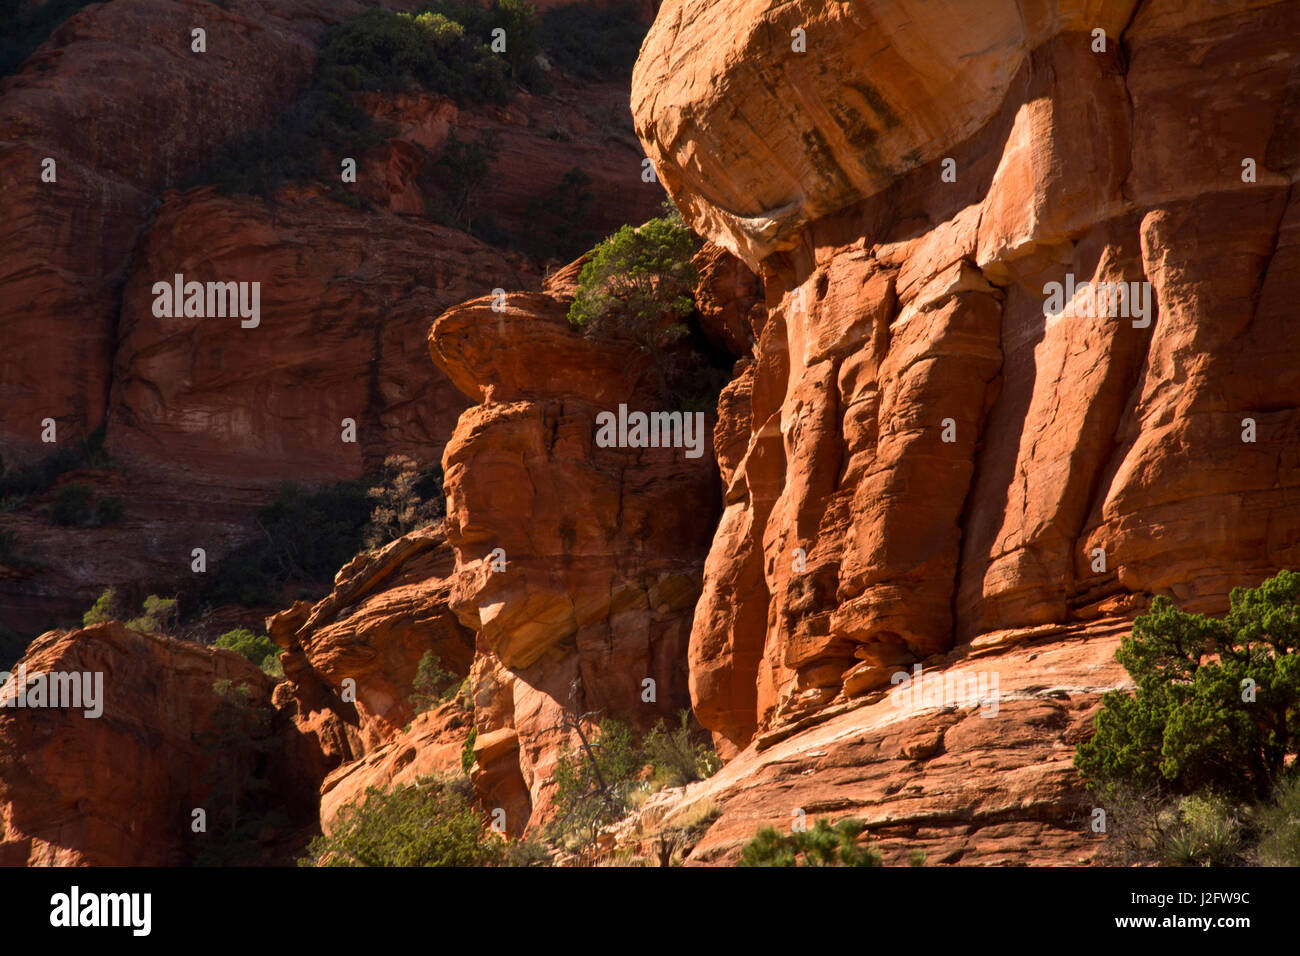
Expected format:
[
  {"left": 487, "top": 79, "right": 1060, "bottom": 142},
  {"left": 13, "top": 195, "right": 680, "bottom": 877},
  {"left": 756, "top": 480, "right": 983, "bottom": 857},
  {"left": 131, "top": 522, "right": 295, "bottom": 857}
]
[
  {"left": 0, "top": 622, "right": 329, "bottom": 865},
  {"left": 2, "top": 0, "right": 1298, "bottom": 866},
  {"left": 0, "top": 0, "right": 663, "bottom": 634},
  {"left": 426, "top": 273, "right": 723, "bottom": 827},
  {"left": 634, "top": 0, "right": 1300, "bottom": 751}
]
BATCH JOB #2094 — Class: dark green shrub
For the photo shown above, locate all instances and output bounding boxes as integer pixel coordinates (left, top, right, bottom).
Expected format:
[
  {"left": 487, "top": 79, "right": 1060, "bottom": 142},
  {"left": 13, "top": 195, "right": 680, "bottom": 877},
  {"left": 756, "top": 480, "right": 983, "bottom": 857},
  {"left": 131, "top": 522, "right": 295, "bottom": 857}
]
[
  {"left": 0, "top": 530, "right": 44, "bottom": 572},
  {"left": 0, "top": 0, "right": 98, "bottom": 78},
  {"left": 91, "top": 496, "right": 124, "bottom": 526},
  {"left": 1075, "top": 570, "right": 1300, "bottom": 802},
  {"left": 538, "top": 3, "right": 646, "bottom": 81},
  {"left": 642, "top": 709, "right": 722, "bottom": 789},
  {"left": 550, "top": 717, "right": 642, "bottom": 848},
  {"left": 203, "top": 465, "right": 445, "bottom": 609},
  {"left": 200, "top": 2, "right": 541, "bottom": 199},
  {"left": 50, "top": 482, "right": 93, "bottom": 526},
  {"left": 49, "top": 482, "right": 122, "bottom": 528},
  {"left": 214, "top": 628, "right": 280, "bottom": 668},
  {"left": 82, "top": 588, "right": 122, "bottom": 627},
  {"left": 203, "top": 480, "right": 373, "bottom": 607},
  {"left": 126, "top": 594, "right": 179, "bottom": 634},
  {"left": 409, "top": 651, "right": 459, "bottom": 714},
  {"left": 448, "top": 0, "right": 544, "bottom": 88},
  {"left": 301, "top": 775, "right": 546, "bottom": 866},
  {"left": 195, "top": 678, "right": 282, "bottom": 866},
  {"left": 567, "top": 211, "right": 728, "bottom": 408},
  {"left": 739, "top": 817, "right": 882, "bottom": 867},
  {"left": 202, "top": 90, "right": 374, "bottom": 200},
  {"left": 521, "top": 166, "right": 597, "bottom": 263},
  {"left": 429, "top": 131, "right": 501, "bottom": 235},
  {"left": 0, "top": 425, "right": 108, "bottom": 500},
  {"left": 461, "top": 725, "right": 479, "bottom": 774},
  {"left": 318, "top": 6, "right": 535, "bottom": 105},
  {"left": 568, "top": 212, "right": 698, "bottom": 332}
]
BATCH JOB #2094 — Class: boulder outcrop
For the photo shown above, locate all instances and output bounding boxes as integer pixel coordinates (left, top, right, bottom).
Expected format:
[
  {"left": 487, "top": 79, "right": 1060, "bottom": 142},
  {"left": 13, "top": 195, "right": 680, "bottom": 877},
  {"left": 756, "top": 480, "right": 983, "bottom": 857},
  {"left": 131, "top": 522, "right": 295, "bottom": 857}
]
[
  {"left": 619, "top": 619, "right": 1133, "bottom": 866},
  {"left": 0, "top": 622, "right": 328, "bottom": 865},
  {"left": 634, "top": 0, "right": 1300, "bottom": 750},
  {"left": 428, "top": 280, "right": 722, "bottom": 824}
]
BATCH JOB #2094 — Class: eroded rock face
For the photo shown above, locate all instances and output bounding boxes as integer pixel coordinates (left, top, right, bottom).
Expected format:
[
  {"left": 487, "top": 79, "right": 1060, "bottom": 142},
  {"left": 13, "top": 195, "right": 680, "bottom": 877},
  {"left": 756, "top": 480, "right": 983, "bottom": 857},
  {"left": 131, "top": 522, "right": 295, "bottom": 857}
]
[
  {"left": 267, "top": 525, "right": 475, "bottom": 752},
  {"left": 429, "top": 282, "right": 721, "bottom": 824},
  {"left": 635, "top": 0, "right": 1300, "bottom": 749},
  {"left": 356, "top": 83, "right": 665, "bottom": 247},
  {"left": 633, "top": 0, "right": 1144, "bottom": 266},
  {"left": 620, "top": 620, "right": 1133, "bottom": 866},
  {"left": 110, "top": 187, "right": 536, "bottom": 485},
  {"left": 0, "top": 0, "right": 657, "bottom": 637},
  {"left": 0, "top": 0, "right": 392, "bottom": 456},
  {"left": 318, "top": 701, "right": 473, "bottom": 835},
  {"left": 0, "top": 623, "right": 328, "bottom": 865}
]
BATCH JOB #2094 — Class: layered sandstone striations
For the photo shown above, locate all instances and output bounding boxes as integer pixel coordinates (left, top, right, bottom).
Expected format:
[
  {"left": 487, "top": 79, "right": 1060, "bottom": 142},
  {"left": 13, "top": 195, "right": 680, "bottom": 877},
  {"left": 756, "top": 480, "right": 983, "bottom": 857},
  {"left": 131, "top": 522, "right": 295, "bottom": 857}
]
[
  {"left": 0, "top": 623, "right": 329, "bottom": 865},
  {"left": 0, "top": 0, "right": 397, "bottom": 456},
  {"left": 621, "top": 620, "right": 1133, "bottom": 866},
  {"left": 111, "top": 187, "right": 536, "bottom": 485},
  {"left": 266, "top": 524, "right": 474, "bottom": 754},
  {"left": 0, "top": 0, "right": 663, "bottom": 635},
  {"left": 263, "top": 525, "right": 480, "bottom": 831},
  {"left": 428, "top": 282, "right": 722, "bottom": 826},
  {"left": 635, "top": 0, "right": 1300, "bottom": 750},
  {"left": 357, "top": 80, "right": 665, "bottom": 244}
]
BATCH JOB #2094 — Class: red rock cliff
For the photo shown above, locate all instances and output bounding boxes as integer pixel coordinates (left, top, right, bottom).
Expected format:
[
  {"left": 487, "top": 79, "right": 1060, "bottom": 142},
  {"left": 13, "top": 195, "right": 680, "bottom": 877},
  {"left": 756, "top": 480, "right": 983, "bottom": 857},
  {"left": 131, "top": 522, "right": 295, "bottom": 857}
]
[{"left": 633, "top": 0, "right": 1300, "bottom": 750}]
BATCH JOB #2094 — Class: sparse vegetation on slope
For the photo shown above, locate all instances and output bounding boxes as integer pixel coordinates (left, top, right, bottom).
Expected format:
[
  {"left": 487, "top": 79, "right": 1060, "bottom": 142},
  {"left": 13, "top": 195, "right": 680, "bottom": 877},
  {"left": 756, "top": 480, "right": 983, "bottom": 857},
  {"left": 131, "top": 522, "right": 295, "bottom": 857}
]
[
  {"left": 300, "top": 775, "right": 548, "bottom": 867},
  {"left": 0, "top": 425, "right": 110, "bottom": 506},
  {"left": 214, "top": 628, "right": 280, "bottom": 670},
  {"left": 549, "top": 709, "right": 722, "bottom": 856},
  {"left": 202, "top": 459, "right": 443, "bottom": 608},
  {"left": 201, "top": 2, "right": 544, "bottom": 199},
  {"left": 1077, "top": 570, "right": 1300, "bottom": 865},
  {"left": 408, "top": 651, "right": 460, "bottom": 714}
]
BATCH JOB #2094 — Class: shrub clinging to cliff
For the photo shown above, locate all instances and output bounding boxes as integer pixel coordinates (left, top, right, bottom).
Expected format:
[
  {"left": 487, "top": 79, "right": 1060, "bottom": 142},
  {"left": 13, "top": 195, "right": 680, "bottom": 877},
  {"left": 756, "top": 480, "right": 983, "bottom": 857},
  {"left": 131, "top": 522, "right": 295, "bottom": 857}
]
[
  {"left": 301, "top": 774, "right": 547, "bottom": 867},
  {"left": 1075, "top": 569, "right": 1300, "bottom": 803},
  {"left": 214, "top": 628, "right": 280, "bottom": 669},
  {"left": 739, "top": 817, "right": 882, "bottom": 867},
  {"left": 567, "top": 210, "right": 711, "bottom": 405}
]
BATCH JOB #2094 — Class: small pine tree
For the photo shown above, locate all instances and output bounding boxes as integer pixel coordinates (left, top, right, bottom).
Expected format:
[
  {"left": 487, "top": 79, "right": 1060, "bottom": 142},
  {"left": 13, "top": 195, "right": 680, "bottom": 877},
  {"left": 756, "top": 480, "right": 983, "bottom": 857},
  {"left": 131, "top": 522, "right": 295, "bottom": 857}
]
[
  {"left": 214, "top": 628, "right": 280, "bottom": 668},
  {"left": 409, "top": 651, "right": 459, "bottom": 714},
  {"left": 739, "top": 817, "right": 882, "bottom": 867},
  {"left": 550, "top": 717, "right": 642, "bottom": 850},
  {"left": 567, "top": 211, "right": 715, "bottom": 407},
  {"left": 82, "top": 588, "right": 122, "bottom": 627},
  {"left": 1075, "top": 570, "right": 1300, "bottom": 802}
]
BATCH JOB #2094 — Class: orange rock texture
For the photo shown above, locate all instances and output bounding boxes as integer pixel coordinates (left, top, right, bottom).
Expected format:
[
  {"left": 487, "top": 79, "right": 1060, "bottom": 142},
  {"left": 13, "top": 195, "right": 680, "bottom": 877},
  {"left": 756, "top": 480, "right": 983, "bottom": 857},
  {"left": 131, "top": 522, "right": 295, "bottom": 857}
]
[
  {"left": 2, "top": 0, "right": 1299, "bottom": 869},
  {"left": 266, "top": 524, "right": 474, "bottom": 754},
  {"left": 0, "top": 0, "right": 662, "bottom": 634},
  {"left": 427, "top": 283, "right": 722, "bottom": 825},
  {"left": 621, "top": 620, "right": 1134, "bottom": 865},
  {"left": 634, "top": 0, "right": 1300, "bottom": 752},
  {"left": 0, "top": 623, "right": 329, "bottom": 865},
  {"left": 0, "top": 0, "right": 392, "bottom": 457}
]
